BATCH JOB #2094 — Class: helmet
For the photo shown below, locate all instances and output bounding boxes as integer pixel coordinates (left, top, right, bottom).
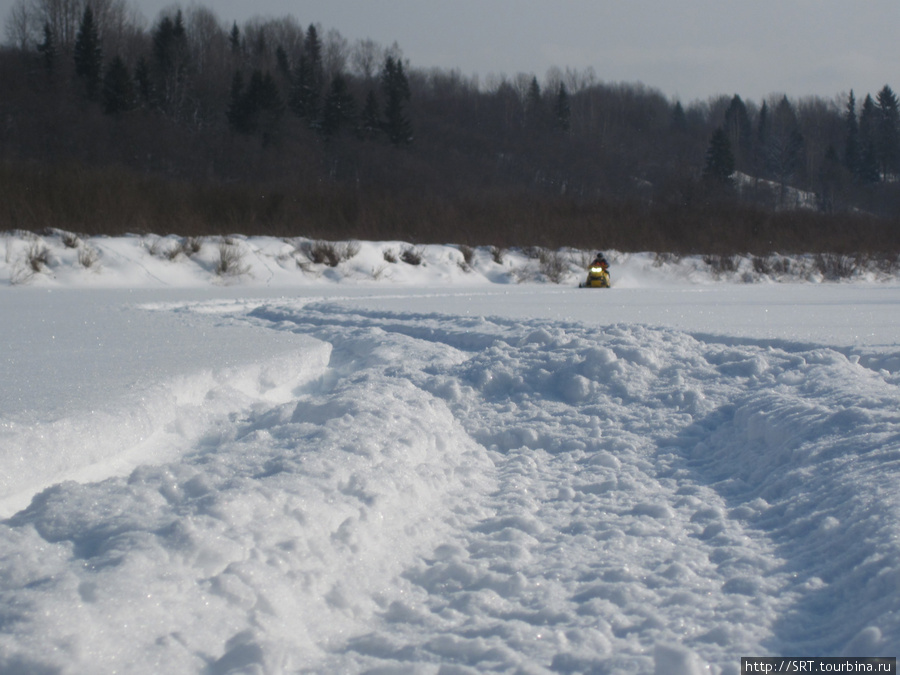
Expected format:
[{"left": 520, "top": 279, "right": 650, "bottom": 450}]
[{"left": 595, "top": 252, "right": 605, "bottom": 258}]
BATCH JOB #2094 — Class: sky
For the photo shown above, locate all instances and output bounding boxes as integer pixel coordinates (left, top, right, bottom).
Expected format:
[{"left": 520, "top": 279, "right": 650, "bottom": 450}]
[{"left": 2, "top": 0, "right": 899, "bottom": 103}]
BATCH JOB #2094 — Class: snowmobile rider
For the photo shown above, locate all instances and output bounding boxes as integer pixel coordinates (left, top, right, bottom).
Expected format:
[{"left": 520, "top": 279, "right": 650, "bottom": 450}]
[{"left": 591, "top": 252, "right": 609, "bottom": 270}]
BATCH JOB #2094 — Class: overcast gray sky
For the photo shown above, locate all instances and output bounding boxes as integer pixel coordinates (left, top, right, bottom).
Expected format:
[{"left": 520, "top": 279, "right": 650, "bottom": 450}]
[{"left": 3, "top": 0, "right": 899, "bottom": 103}]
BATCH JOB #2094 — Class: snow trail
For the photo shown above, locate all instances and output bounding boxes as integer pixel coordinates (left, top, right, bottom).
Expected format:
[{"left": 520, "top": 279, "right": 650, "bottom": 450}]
[
  {"left": 1, "top": 295, "right": 900, "bottom": 673},
  {"left": 240, "top": 301, "right": 900, "bottom": 670}
]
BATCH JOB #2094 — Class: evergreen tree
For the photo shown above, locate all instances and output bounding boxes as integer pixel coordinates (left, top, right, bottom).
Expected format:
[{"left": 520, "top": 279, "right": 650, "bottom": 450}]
[
  {"left": 133, "top": 56, "right": 153, "bottom": 107},
  {"left": 228, "top": 69, "right": 283, "bottom": 141},
  {"left": 37, "top": 22, "right": 57, "bottom": 78},
  {"left": 319, "top": 74, "right": 356, "bottom": 139},
  {"left": 225, "top": 70, "right": 248, "bottom": 134},
  {"left": 843, "top": 91, "right": 861, "bottom": 178},
  {"left": 875, "top": 85, "right": 900, "bottom": 179},
  {"left": 153, "top": 10, "right": 186, "bottom": 76},
  {"left": 381, "top": 55, "right": 412, "bottom": 145},
  {"left": 73, "top": 5, "right": 103, "bottom": 100},
  {"left": 226, "top": 70, "right": 249, "bottom": 133},
  {"left": 724, "top": 95, "right": 752, "bottom": 169},
  {"left": 275, "top": 45, "right": 291, "bottom": 79},
  {"left": 358, "top": 89, "right": 380, "bottom": 140},
  {"left": 290, "top": 55, "right": 315, "bottom": 121},
  {"left": 765, "top": 96, "right": 804, "bottom": 195},
  {"left": 554, "top": 82, "right": 571, "bottom": 132},
  {"left": 859, "top": 94, "right": 881, "bottom": 182},
  {"left": 152, "top": 11, "right": 189, "bottom": 114},
  {"left": 290, "top": 24, "right": 324, "bottom": 122},
  {"left": 102, "top": 56, "right": 135, "bottom": 115},
  {"left": 755, "top": 101, "right": 769, "bottom": 172},
  {"left": 252, "top": 31, "right": 267, "bottom": 61},
  {"left": 304, "top": 24, "right": 324, "bottom": 85},
  {"left": 525, "top": 76, "right": 543, "bottom": 129},
  {"left": 290, "top": 28, "right": 324, "bottom": 123},
  {"left": 229, "top": 22, "right": 242, "bottom": 56},
  {"left": 251, "top": 70, "right": 284, "bottom": 145},
  {"left": 670, "top": 101, "right": 687, "bottom": 132},
  {"left": 702, "top": 127, "right": 735, "bottom": 185}
]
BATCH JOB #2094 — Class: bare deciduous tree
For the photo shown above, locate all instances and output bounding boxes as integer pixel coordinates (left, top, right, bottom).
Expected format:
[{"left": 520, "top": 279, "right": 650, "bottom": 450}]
[{"left": 349, "top": 37, "right": 382, "bottom": 80}]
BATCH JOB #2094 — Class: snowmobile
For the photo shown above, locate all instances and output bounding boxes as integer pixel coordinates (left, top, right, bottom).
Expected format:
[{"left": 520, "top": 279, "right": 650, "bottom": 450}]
[{"left": 579, "top": 261, "right": 611, "bottom": 288}]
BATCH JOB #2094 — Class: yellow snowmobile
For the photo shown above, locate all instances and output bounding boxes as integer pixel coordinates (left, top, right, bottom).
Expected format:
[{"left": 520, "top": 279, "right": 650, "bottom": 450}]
[{"left": 579, "top": 254, "right": 611, "bottom": 288}]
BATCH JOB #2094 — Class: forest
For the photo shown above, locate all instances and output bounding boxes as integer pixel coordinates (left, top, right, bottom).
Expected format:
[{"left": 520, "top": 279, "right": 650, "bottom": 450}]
[{"left": 1, "top": 0, "right": 899, "bottom": 254}]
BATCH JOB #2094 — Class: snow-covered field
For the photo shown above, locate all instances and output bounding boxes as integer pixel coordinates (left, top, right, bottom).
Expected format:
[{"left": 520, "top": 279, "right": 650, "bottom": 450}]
[{"left": 2, "top": 232, "right": 900, "bottom": 674}]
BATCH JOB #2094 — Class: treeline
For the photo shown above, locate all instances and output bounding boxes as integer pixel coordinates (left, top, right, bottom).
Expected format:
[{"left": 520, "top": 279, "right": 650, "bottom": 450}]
[{"left": 1, "top": 0, "right": 899, "bottom": 254}]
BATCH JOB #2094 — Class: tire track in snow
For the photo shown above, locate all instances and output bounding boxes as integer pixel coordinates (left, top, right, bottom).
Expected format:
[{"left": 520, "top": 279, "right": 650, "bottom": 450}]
[
  {"left": 246, "top": 301, "right": 900, "bottom": 671},
  {"left": 241, "top": 304, "right": 801, "bottom": 671}
]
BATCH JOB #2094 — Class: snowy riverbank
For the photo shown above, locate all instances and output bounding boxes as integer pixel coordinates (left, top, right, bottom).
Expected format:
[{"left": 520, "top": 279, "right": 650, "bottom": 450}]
[{"left": 3, "top": 229, "right": 899, "bottom": 289}]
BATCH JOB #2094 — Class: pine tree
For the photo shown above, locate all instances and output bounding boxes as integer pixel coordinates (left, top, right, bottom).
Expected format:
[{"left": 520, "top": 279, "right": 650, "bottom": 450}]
[
  {"left": 102, "top": 56, "right": 135, "bottom": 115},
  {"left": 252, "top": 70, "right": 284, "bottom": 145},
  {"left": 290, "top": 55, "right": 314, "bottom": 120},
  {"left": 290, "top": 24, "right": 324, "bottom": 123},
  {"left": 73, "top": 5, "right": 103, "bottom": 100},
  {"left": 765, "top": 96, "right": 804, "bottom": 197},
  {"left": 319, "top": 74, "right": 356, "bottom": 139},
  {"left": 227, "top": 69, "right": 283, "bottom": 141},
  {"left": 875, "top": 85, "right": 900, "bottom": 179},
  {"left": 843, "top": 91, "right": 861, "bottom": 178},
  {"left": 554, "top": 82, "right": 571, "bottom": 132},
  {"left": 304, "top": 24, "right": 323, "bottom": 85},
  {"left": 525, "top": 76, "right": 543, "bottom": 130},
  {"left": 229, "top": 22, "right": 242, "bottom": 56},
  {"left": 290, "top": 28, "right": 324, "bottom": 124},
  {"left": 227, "top": 70, "right": 249, "bottom": 133},
  {"left": 381, "top": 55, "right": 411, "bottom": 145},
  {"left": 754, "top": 101, "right": 769, "bottom": 173},
  {"left": 37, "top": 22, "right": 57, "bottom": 78},
  {"left": 358, "top": 89, "right": 380, "bottom": 140},
  {"left": 275, "top": 46, "right": 291, "bottom": 79},
  {"left": 153, "top": 16, "right": 176, "bottom": 73},
  {"left": 134, "top": 56, "right": 153, "bottom": 107},
  {"left": 670, "top": 101, "right": 687, "bottom": 132},
  {"left": 724, "top": 95, "right": 752, "bottom": 169},
  {"left": 702, "top": 127, "right": 735, "bottom": 185},
  {"left": 152, "top": 11, "right": 189, "bottom": 114},
  {"left": 859, "top": 94, "right": 881, "bottom": 182}
]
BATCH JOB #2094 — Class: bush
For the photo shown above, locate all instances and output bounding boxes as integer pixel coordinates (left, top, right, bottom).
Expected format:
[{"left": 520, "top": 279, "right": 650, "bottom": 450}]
[
  {"left": 78, "top": 244, "right": 100, "bottom": 268},
  {"left": 703, "top": 254, "right": 737, "bottom": 276},
  {"left": 538, "top": 248, "right": 568, "bottom": 284},
  {"left": 300, "top": 240, "right": 360, "bottom": 267},
  {"left": 653, "top": 252, "right": 680, "bottom": 267},
  {"left": 26, "top": 242, "right": 50, "bottom": 272},
  {"left": 815, "top": 253, "right": 857, "bottom": 280},
  {"left": 61, "top": 231, "right": 81, "bottom": 248},
  {"left": 216, "top": 241, "right": 249, "bottom": 277},
  {"left": 458, "top": 244, "right": 474, "bottom": 271},
  {"left": 180, "top": 236, "right": 202, "bottom": 257},
  {"left": 400, "top": 246, "right": 423, "bottom": 265}
]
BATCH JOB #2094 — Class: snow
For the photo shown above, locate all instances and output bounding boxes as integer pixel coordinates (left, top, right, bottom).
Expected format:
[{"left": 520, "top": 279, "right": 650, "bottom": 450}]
[{"left": 2, "top": 232, "right": 900, "bottom": 674}]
